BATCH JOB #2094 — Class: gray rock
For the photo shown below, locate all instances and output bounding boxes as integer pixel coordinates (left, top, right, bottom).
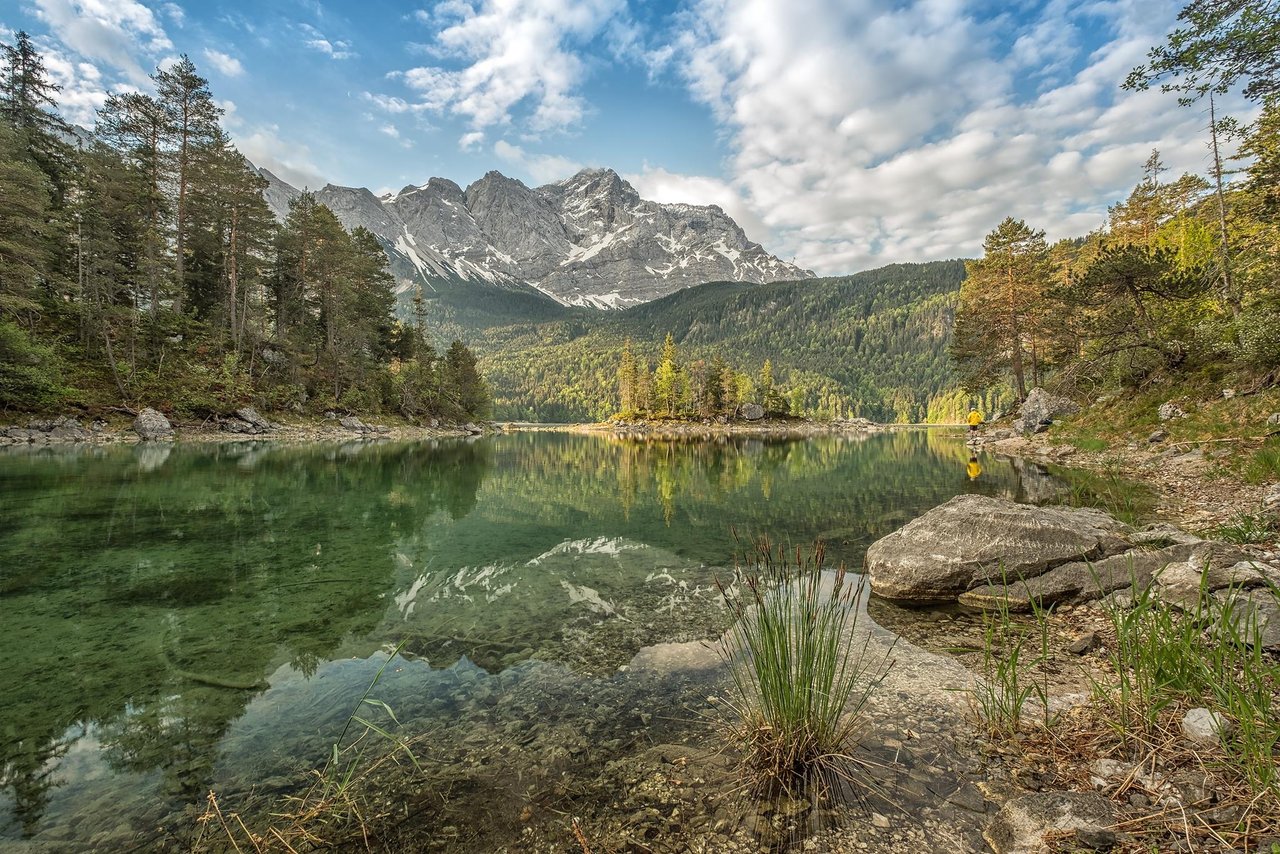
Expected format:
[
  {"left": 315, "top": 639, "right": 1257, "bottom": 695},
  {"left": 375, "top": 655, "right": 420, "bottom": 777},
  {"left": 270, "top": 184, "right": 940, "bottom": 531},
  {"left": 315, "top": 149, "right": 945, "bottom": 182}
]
[
  {"left": 1148, "top": 429, "right": 1168, "bottom": 444},
  {"left": 1152, "top": 545, "right": 1261, "bottom": 609},
  {"left": 235, "top": 407, "right": 274, "bottom": 430},
  {"left": 1012, "top": 388, "right": 1079, "bottom": 435},
  {"left": 985, "top": 792, "right": 1115, "bottom": 854},
  {"left": 866, "top": 495, "right": 1132, "bottom": 602},
  {"left": 959, "top": 544, "right": 1197, "bottom": 611},
  {"left": 1212, "top": 587, "right": 1280, "bottom": 650},
  {"left": 1130, "top": 524, "right": 1203, "bottom": 547},
  {"left": 463, "top": 422, "right": 483, "bottom": 435},
  {"left": 1181, "top": 707, "right": 1231, "bottom": 745},
  {"left": 1158, "top": 402, "right": 1186, "bottom": 421},
  {"left": 1263, "top": 484, "right": 1280, "bottom": 513},
  {"left": 339, "top": 416, "right": 367, "bottom": 432},
  {"left": 132, "top": 408, "right": 173, "bottom": 440},
  {"left": 740, "top": 403, "right": 765, "bottom": 421},
  {"left": 1067, "top": 632, "right": 1098, "bottom": 654},
  {"left": 1222, "top": 388, "right": 1237, "bottom": 399},
  {"left": 1268, "top": 413, "right": 1280, "bottom": 426}
]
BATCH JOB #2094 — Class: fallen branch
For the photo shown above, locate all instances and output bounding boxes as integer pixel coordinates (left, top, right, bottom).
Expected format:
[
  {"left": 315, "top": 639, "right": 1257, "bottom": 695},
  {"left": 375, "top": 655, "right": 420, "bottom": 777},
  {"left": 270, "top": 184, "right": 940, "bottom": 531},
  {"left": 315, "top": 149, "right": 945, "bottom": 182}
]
[{"left": 1164, "top": 435, "right": 1275, "bottom": 449}]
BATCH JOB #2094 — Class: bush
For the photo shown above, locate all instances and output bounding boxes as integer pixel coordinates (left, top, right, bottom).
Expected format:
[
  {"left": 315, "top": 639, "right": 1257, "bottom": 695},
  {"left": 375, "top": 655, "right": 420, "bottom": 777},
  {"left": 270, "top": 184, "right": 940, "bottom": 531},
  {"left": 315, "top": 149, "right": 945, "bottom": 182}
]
[{"left": 0, "top": 319, "right": 69, "bottom": 409}]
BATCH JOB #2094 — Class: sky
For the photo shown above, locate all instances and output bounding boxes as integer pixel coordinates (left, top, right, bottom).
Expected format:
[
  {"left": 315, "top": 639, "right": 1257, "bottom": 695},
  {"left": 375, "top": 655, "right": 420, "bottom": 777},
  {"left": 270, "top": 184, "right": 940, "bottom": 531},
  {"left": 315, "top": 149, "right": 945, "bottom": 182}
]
[{"left": 0, "top": 0, "right": 1247, "bottom": 275}]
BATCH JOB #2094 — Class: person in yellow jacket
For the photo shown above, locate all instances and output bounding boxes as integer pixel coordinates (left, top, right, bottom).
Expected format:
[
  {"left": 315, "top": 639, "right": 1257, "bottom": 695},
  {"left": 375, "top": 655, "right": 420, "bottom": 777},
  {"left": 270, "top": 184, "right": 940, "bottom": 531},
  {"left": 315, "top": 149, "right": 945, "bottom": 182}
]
[{"left": 967, "top": 405, "right": 983, "bottom": 438}]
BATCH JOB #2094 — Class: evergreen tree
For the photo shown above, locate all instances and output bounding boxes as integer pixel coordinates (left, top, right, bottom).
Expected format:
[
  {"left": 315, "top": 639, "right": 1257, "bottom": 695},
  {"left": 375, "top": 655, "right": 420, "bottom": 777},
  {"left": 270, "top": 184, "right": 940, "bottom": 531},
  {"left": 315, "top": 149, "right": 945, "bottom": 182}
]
[
  {"left": 154, "top": 56, "right": 223, "bottom": 312},
  {"left": 617, "top": 338, "right": 637, "bottom": 414},
  {"left": 0, "top": 121, "right": 52, "bottom": 323},
  {"left": 443, "top": 340, "right": 491, "bottom": 419},
  {"left": 654, "top": 333, "right": 680, "bottom": 416},
  {"left": 951, "top": 218, "right": 1050, "bottom": 398}
]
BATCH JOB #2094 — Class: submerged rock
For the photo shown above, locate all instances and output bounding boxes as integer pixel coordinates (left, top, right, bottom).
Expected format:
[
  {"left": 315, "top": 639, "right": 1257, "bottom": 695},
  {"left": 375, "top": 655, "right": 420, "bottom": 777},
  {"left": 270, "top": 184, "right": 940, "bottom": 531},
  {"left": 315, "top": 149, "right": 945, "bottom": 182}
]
[
  {"left": 133, "top": 408, "right": 173, "bottom": 440},
  {"left": 866, "top": 495, "right": 1131, "bottom": 602}
]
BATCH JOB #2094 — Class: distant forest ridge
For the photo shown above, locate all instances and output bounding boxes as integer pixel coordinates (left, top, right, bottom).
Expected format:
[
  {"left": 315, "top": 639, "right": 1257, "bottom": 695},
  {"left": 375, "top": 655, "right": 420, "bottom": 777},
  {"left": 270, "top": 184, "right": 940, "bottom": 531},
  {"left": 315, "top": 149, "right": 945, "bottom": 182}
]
[{"left": 465, "top": 260, "right": 991, "bottom": 424}]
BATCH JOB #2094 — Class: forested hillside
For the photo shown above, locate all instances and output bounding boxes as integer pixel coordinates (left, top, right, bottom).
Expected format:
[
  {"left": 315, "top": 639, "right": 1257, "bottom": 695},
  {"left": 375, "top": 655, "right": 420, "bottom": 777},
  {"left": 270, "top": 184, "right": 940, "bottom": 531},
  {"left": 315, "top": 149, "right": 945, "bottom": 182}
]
[
  {"left": 0, "top": 34, "right": 491, "bottom": 422},
  {"left": 474, "top": 261, "right": 981, "bottom": 423}
]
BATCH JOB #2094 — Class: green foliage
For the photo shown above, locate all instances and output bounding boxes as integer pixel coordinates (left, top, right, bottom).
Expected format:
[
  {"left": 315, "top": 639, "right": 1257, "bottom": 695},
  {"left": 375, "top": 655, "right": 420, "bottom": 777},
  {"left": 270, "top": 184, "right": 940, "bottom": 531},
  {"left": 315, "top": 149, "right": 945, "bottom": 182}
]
[
  {"left": 1206, "top": 511, "right": 1277, "bottom": 544},
  {"left": 0, "top": 318, "right": 68, "bottom": 409},
  {"left": 1244, "top": 437, "right": 1280, "bottom": 483}
]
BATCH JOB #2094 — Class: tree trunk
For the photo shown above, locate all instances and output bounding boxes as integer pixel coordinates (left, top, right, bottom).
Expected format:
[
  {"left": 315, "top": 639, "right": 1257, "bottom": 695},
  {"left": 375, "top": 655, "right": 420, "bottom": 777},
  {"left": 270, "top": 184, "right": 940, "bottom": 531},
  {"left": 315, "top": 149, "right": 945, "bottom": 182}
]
[
  {"left": 1209, "top": 94, "right": 1239, "bottom": 318},
  {"left": 1007, "top": 265, "right": 1026, "bottom": 399}
]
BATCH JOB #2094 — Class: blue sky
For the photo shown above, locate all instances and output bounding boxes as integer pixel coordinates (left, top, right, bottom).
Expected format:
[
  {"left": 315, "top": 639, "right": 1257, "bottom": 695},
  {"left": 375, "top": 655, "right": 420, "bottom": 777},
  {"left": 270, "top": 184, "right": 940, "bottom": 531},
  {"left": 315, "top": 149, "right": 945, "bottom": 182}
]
[{"left": 0, "top": 0, "right": 1245, "bottom": 275}]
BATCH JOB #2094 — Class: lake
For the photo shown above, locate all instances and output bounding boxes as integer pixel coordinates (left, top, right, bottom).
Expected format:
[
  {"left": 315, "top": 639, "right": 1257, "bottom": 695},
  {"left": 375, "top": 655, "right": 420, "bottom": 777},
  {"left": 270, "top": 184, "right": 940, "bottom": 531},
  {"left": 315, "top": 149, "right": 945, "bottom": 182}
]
[{"left": 0, "top": 430, "right": 1094, "bottom": 851}]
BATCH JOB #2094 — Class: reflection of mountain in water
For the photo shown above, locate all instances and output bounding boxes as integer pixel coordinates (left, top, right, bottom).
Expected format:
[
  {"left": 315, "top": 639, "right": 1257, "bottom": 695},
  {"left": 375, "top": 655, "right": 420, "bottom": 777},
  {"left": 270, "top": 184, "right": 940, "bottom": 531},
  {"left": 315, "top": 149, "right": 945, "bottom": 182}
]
[
  {"left": 0, "top": 439, "right": 491, "bottom": 837},
  {"left": 383, "top": 537, "right": 729, "bottom": 674}
]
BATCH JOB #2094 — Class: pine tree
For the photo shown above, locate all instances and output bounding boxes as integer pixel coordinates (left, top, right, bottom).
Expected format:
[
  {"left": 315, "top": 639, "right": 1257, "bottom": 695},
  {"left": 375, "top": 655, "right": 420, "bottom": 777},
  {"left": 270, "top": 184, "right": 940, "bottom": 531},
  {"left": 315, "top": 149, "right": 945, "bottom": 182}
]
[
  {"left": 951, "top": 218, "right": 1050, "bottom": 398},
  {"left": 0, "top": 121, "right": 52, "bottom": 324},
  {"left": 154, "top": 56, "right": 223, "bottom": 312},
  {"left": 617, "top": 338, "right": 637, "bottom": 414},
  {"left": 654, "top": 333, "right": 680, "bottom": 416}
]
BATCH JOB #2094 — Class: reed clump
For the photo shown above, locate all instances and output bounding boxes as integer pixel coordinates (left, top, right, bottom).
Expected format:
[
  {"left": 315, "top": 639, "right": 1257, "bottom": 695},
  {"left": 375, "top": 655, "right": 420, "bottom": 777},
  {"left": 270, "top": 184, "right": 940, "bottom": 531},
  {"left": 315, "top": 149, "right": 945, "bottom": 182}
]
[{"left": 717, "top": 536, "right": 890, "bottom": 792}]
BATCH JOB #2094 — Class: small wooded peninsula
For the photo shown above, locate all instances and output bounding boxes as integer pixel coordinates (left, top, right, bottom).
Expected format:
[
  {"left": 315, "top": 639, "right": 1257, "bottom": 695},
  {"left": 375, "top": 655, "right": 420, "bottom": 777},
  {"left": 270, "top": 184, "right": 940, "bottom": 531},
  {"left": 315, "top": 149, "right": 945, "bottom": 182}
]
[{"left": 2, "top": 1, "right": 1280, "bottom": 853}]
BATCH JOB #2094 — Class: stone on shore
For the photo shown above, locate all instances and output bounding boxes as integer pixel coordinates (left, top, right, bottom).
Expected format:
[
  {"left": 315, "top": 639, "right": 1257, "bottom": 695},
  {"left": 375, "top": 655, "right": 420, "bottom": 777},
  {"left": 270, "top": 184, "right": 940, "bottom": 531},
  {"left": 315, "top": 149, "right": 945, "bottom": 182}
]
[
  {"left": 133, "top": 408, "right": 173, "bottom": 440},
  {"left": 984, "top": 792, "right": 1116, "bottom": 854},
  {"left": 740, "top": 403, "right": 765, "bottom": 421},
  {"left": 1181, "top": 708, "right": 1232, "bottom": 746},
  {"left": 866, "top": 495, "right": 1131, "bottom": 602},
  {"left": 1012, "top": 388, "right": 1079, "bottom": 435}
]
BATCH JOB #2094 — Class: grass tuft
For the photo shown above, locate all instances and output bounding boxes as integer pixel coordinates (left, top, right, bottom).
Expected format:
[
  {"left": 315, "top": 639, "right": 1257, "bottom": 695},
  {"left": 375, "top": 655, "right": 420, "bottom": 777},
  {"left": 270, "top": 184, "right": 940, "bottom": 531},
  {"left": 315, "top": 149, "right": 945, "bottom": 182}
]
[
  {"left": 716, "top": 536, "right": 890, "bottom": 793},
  {"left": 971, "top": 571, "right": 1054, "bottom": 737}
]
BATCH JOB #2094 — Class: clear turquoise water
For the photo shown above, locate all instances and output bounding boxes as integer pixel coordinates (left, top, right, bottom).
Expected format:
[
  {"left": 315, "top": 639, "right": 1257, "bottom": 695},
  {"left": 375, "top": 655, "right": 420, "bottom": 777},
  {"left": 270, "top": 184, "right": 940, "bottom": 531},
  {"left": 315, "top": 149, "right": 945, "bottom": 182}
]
[{"left": 0, "top": 431, "right": 1079, "bottom": 850}]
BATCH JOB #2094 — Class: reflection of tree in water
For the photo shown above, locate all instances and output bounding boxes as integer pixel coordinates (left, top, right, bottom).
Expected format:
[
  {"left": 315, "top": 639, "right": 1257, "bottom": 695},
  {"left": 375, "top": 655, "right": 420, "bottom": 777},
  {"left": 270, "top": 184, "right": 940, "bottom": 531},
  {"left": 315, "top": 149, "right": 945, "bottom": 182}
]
[{"left": 0, "top": 439, "right": 491, "bottom": 834}]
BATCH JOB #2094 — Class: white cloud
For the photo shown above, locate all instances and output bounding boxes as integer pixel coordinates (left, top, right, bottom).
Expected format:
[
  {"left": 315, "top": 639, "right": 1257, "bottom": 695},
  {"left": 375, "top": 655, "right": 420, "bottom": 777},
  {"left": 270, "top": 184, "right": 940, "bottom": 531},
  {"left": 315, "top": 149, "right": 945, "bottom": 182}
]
[
  {"left": 31, "top": 0, "right": 172, "bottom": 85},
  {"left": 666, "top": 0, "right": 1248, "bottom": 275},
  {"left": 162, "top": 3, "right": 185, "bottom": 27},
  {"left": 300, "top": 23, "right": 356, "bottom": 60},
  {"left": 459, "top": 130, "right": 485, "bottom": 150},
  {"left": 379, "top": 0, "right": 625, "bottom": 142},
  {"left": 202, "top": 48, "right": 243, "bottom": 78},
  {"left": 37, "top": 42, "right": 110, "bottom": 126},
  {"left": 493, "top": 139, "right": 582, "bottom": 184},
  {"left": 234, "top": 126, "right": 327, "bottom": 190}
]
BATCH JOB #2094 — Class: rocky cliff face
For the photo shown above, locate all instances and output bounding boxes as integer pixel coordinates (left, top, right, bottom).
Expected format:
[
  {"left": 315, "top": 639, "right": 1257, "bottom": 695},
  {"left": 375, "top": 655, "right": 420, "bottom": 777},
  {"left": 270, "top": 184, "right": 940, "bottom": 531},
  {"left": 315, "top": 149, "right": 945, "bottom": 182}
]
[{"left": 258, "top": 165, "right": 813, "bottom": 309}]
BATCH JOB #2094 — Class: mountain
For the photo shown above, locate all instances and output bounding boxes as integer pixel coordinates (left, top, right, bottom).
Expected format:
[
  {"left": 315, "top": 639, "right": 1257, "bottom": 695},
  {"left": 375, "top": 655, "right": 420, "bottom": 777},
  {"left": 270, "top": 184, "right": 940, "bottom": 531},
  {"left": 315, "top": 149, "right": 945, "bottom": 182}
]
[
  {"left": 256, "top": 166, "right": 813, "bottom": 311},
  {"left": 474, "top": 261, "right": 969, "bottom": 423}
]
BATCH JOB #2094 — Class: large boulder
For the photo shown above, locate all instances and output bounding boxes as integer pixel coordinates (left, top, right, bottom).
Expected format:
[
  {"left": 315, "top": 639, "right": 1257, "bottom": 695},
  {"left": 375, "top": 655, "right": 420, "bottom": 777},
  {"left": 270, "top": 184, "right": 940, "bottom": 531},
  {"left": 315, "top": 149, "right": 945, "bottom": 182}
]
[
  {"left": 1012, "top": 388, "right": 1079, "bottom": 435},
  {"left": 866, "top": 495, "right": 1132, "bottom": 602},
  {"left": 133, "top": 408, "right": 173, "bottom": 441},
  {"left": 740, "top": 403, "right": 765, "bottom": 421}
]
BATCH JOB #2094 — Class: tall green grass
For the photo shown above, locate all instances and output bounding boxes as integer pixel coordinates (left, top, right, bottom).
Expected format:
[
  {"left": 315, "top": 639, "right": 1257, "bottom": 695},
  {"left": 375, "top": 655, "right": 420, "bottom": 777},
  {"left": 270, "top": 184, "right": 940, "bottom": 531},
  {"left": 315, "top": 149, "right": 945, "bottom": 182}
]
[
  {"left": 718, "top": 537, "right": 890, "bottom": 790},
  {"left": 972, "top": 574, "right": 1053, "bottom": 736},
  {"left": 1094, "top": 570, "right": 1280, "bottom": 797}
]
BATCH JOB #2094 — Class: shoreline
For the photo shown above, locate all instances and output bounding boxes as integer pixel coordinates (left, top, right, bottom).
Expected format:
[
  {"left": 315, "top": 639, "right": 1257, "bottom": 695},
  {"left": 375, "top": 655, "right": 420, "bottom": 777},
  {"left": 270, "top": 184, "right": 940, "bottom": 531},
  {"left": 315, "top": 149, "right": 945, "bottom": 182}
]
[{"left": 981, "top": 430, "right": 1274, "bottom": 532}]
